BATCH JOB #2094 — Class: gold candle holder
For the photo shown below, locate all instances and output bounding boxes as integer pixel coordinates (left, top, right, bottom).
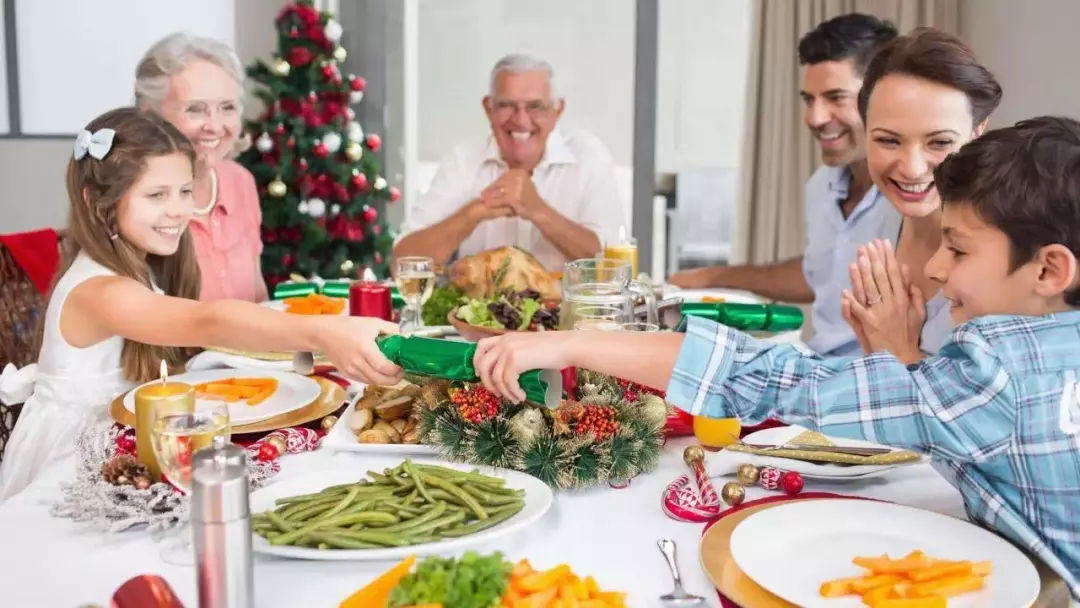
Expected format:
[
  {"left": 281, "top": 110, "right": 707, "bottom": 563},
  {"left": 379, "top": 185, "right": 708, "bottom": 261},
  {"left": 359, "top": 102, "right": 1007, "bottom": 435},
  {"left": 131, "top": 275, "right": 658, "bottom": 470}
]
[{"left": 134, "top": 380, "right": 194, "bottom": 482}]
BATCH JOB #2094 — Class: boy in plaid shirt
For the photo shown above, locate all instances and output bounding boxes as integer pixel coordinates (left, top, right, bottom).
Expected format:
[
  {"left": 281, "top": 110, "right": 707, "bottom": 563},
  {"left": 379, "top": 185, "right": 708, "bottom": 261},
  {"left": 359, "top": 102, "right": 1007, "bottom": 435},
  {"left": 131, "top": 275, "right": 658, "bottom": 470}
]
[{"left": 473, "top": 116, "right": 1080, "bottom": 598}]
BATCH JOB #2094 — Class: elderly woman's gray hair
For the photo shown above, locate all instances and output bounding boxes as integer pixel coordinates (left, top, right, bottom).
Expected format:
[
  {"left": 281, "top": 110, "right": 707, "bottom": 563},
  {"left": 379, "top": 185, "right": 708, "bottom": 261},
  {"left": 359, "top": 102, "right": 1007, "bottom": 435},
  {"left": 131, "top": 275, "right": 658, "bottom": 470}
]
[
  {"left": 489, "top": 53, "right": 559, "bottom": 101},
  {"left": 134, "top": 33, "right": 244, "bottom": 111}
]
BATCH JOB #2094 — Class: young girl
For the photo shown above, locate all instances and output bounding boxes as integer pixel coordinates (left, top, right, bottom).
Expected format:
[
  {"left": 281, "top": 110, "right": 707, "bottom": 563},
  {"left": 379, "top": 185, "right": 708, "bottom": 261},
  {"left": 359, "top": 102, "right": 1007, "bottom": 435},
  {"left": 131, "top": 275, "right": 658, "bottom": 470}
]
[{"left": 0, "top": 108, "right": 402, "bottom": 500}]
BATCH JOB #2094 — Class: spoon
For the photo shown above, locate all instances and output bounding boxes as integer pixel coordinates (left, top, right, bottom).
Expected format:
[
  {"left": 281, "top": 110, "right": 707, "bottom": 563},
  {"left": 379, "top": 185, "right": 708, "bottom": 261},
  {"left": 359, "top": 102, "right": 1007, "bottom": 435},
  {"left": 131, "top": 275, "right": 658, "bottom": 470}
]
[{"left": 657, "top": 538, "right": 707, "bottom": 606}]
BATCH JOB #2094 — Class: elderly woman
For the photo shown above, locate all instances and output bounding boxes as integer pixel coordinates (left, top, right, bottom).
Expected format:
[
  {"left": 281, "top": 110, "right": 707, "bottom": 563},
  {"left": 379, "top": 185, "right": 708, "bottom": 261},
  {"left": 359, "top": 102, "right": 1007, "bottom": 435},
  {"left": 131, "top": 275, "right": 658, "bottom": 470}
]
[{"left": 134, "top": 33, "right": 267, "bottom": 302}]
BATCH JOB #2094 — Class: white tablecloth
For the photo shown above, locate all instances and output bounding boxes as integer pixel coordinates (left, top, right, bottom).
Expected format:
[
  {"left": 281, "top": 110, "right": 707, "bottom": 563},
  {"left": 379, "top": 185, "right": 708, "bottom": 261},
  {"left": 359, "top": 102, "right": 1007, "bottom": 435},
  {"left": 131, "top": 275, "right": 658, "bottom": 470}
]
[{"left": 0, "top": 437, "right": 965, "bottom": 608}]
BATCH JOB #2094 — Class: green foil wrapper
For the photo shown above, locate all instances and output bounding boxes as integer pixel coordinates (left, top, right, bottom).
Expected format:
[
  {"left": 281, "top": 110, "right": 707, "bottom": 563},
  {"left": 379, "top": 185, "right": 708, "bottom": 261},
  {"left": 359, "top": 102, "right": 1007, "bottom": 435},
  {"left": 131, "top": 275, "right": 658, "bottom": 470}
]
[
  {"left": 678, "top": 302, "right": 804, "bottom": 332},
  {"left": 376, "top": 334, "right": 561, "bottom": 407},
  {"left": 321, "top": 280, "right": 351, "bottom": 298},
  {"left": 390, "top": 286, "right": 405, "bottom": 310},
  {"left": 272, "top": 282, "right": 318, "bottom": 300}
]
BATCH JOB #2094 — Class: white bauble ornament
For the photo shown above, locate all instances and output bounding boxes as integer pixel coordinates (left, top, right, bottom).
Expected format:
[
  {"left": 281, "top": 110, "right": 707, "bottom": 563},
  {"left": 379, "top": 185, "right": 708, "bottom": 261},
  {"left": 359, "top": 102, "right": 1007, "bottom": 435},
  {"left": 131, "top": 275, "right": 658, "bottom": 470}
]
[
  {"left": 330, "top": 204, "right": 341, "bottom": 215},
  {"left": 255, "top": 132, "right": 274, "bottom": 153},
  {"left": 322, "top": 132, "right": 343, "bottom": 154},
  {"left": 298, "top": 200, "right": 309, "bottom": 214},
  {"left": 332, "top": 46, "right": 347, "bottom": 63},
  {"left": 306, "top": 198, "right": 327, "bottom": 218},
  {"left": 350, "top": 90, "right": 364, "bottom": 105},
  {"left": 374, "top": 176, "right": 387, "bottom": 190},
  {"left": 346, "top": 121, "right": 364, "bottom": 142},
  {"left": 324, "top": 19, "right": 343, "bottom": 42}
]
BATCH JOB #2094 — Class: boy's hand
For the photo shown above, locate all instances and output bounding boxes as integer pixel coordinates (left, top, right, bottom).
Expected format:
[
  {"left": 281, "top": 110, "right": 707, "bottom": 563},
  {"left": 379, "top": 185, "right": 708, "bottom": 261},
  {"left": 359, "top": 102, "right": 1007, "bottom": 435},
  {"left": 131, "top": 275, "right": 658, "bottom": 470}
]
[
  {"left": 473, "top": 331, "right": 578, "bottom": 403},
  {"left": 317, "top": 317, "right": 403, "bottom": 386},
  {"left": 843, "top": 239, "right": 927, "bottom": 364}
]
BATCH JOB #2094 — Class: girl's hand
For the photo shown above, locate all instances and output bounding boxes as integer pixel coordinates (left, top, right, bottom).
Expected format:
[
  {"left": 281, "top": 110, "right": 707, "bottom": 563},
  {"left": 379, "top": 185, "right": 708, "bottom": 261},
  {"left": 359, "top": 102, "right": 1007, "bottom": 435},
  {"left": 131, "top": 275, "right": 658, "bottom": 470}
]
[
  {"left": 316, "top": 317, "right": 403, "bottom": 385},
  {"left": 842, "top": 239, "right": 926, "bottom": 364},
  {"left": 473, "top": 331, "right": 579, "bottom": 403}
]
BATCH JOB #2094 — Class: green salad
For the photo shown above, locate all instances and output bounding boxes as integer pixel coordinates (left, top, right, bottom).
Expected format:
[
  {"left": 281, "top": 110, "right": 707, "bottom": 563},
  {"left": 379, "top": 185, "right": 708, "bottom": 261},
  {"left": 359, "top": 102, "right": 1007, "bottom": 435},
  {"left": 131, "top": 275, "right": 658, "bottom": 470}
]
[
  {"left": 455, "top": 289, "right": 559, "bottom": 331},
  {"left": 422, "top": 285, "right": 465, "bottom": 326},
  {"left": 387, "top": 551, "right": 511, "bottom": 608}
]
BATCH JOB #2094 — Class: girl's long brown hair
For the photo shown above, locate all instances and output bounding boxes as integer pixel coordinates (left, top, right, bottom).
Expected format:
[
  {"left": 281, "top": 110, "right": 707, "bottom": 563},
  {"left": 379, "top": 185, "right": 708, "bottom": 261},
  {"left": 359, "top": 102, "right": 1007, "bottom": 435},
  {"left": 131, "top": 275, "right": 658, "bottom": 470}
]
[{"left": 46, "top": 107, "right": 201, "bottom": 382}]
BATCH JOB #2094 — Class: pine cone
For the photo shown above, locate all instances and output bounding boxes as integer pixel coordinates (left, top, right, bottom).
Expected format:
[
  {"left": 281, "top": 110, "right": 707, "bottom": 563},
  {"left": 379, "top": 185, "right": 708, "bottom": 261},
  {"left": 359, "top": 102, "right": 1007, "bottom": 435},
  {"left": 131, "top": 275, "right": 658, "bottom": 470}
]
[
  {"left": 420, "top": 380, "right": 451, "bottom": 410},
  {"left": 102, "top": 454, "right": 153, "bottom": 490}
]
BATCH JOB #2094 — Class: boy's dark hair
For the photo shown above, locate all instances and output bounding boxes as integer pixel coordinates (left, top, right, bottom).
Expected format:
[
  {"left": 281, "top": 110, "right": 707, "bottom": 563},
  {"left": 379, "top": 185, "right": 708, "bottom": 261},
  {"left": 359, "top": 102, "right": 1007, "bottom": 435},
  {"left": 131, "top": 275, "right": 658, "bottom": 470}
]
[
  {"left": 797, "top": 13, "right": 898, "bottom": 76},
  {"left": 935, "top": 116, "right": 1080, "bottom": 306},
  {"left": 858, "top": 28, "right": 1002, "bottom": 126}
]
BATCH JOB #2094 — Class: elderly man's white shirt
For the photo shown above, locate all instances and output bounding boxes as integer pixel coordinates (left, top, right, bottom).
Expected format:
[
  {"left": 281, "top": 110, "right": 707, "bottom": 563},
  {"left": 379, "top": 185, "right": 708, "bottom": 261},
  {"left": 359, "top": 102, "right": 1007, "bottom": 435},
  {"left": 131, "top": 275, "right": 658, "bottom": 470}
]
[{"left": 399, "top": 130, "right": 626, "bottom": 270}]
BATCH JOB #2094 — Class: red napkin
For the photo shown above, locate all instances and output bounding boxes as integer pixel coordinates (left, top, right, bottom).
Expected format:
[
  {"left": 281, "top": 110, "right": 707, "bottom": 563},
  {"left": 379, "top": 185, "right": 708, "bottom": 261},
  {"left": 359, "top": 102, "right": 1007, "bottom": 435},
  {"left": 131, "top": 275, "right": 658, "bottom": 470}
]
[
  {"left": 703, "top": 492, "right": 878, "bottom": 608},
  {"left": 0, "top": 228, "right": 60, "bottom": 296}
]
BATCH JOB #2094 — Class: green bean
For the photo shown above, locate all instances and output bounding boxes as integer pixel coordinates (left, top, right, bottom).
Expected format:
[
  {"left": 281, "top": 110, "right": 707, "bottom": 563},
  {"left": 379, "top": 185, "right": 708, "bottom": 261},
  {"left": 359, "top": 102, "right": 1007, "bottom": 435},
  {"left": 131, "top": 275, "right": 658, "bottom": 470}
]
[
  {"left": 460, "top": 483, "right": 525, "bottom": 506},
  {"left": 373, "top": 501, "right": 448, "bottom": 533},
  {"left": 399, "top": 488, "right": 419, "bottom": 507},
  {"left": 269, "top": 511, "right": 399, "bottom": 546},
  {"left": 402, "top": 510, "right": 466, "bottom": 536},
  {"left": 313, "top": 486, "right": 360, "bottom": 522},
  {"left": 308, "top": 531, "right": 381, "bottom": 549},
  {"left": 415, "top": 464, "right": 506, "bottom": 487},
  {"left": 419, "top": 473, "right": 487, "bottom": 520},
  {"left": 265, "top": 511, "right": 296, "bottom": 533},
  {"left": 284, "top": 501, "right": 337, "bottom": 522},
  {"left": 402, "top": 459, "right": 436, "bottom": 504},
  {"left": 439, "top": 502, "right": 523, "bottom": 537}
]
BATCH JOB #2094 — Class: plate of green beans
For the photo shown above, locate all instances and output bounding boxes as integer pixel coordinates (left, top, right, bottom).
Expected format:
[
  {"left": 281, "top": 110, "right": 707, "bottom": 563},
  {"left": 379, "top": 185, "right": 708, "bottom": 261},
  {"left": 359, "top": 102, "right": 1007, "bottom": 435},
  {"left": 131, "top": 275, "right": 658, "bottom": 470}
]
[{"left": 249, "top": 458, "right": 554, "bottom": 560}]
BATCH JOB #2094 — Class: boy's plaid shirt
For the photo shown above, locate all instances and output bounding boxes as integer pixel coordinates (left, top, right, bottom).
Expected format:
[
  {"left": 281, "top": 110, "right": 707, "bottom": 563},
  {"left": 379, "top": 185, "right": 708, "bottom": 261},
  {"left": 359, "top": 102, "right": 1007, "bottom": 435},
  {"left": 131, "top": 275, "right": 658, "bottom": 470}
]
[{"left": 667, "top": 313, "right": 1080, "bottom": 599}]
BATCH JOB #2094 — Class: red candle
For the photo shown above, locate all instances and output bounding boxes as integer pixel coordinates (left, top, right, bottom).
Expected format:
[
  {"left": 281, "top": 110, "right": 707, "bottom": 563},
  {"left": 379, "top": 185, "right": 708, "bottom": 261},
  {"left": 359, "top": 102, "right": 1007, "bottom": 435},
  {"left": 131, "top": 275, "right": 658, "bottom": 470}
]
[
  {"left": 349, "top": 280, "right": 392, "bottom": 321},
  {"left": 111, "top": 574, "right": 184, "bottom": 608}
]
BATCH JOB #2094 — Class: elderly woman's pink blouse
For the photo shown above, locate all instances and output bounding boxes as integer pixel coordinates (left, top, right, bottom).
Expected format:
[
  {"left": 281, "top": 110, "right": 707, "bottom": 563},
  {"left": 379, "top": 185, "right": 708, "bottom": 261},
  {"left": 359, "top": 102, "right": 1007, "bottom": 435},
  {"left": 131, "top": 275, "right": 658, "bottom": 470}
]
[{"left": 188, "top": 160, "right": 267, "bottom": 302}]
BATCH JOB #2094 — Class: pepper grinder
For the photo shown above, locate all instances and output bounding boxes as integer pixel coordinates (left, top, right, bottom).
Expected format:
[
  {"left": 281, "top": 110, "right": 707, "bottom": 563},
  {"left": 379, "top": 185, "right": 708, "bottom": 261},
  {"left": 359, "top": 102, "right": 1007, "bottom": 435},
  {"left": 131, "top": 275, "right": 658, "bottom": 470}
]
[{"left": 191, "top": 442, "right": 253, "bottom": 608}]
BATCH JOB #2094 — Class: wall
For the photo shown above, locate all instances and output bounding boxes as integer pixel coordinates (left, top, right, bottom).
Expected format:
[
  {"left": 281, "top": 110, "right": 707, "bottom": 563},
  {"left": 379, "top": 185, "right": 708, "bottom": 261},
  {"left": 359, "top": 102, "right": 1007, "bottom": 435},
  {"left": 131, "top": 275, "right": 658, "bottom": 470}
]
[
  {"left": 960, "top": 0, "right": 1080, "bottom": 128},
  {"left": 0, "top": 0, "right": 286, "bottom": 233}
]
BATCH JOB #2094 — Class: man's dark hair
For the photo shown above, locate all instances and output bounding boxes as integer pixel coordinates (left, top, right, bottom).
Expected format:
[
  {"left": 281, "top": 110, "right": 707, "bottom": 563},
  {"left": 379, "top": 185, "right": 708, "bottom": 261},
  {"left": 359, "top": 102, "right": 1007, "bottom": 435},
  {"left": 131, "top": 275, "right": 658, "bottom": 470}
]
[
  {"left": 935, "top": 116, "right": 1080, "bottom": 306},
  {"left": 798, "top": 13, "right": 898, "bottom": 76},
  {"left": 857, "top": 28, "right": 1002, "bottom": 126}
]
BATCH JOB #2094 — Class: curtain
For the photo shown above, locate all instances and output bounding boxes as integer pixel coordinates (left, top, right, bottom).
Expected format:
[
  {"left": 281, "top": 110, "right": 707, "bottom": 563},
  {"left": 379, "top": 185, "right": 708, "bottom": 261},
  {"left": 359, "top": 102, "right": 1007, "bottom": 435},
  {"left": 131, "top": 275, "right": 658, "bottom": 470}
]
[{"left": 735, "top": 0, "right": 959, "bottom": 265}]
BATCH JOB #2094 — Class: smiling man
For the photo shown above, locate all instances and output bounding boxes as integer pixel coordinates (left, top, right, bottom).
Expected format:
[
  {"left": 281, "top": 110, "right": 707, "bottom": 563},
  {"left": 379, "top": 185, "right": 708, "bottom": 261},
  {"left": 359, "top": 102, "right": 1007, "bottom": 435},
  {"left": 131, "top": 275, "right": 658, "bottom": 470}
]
[
  {"left": 670, "top": 14, "right": 901, "bottom": 356},
  {"left": 393, "top": 54, "right": 624, "bottom": 271}
]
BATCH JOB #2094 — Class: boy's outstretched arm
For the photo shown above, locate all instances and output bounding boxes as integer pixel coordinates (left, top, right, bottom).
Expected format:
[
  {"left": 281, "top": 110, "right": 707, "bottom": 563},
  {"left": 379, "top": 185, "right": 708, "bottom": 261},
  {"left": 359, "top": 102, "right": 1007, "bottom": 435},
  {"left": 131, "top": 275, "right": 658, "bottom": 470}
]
[{"left": 669, "top": 317, "right": 1017, "bottom": 462}]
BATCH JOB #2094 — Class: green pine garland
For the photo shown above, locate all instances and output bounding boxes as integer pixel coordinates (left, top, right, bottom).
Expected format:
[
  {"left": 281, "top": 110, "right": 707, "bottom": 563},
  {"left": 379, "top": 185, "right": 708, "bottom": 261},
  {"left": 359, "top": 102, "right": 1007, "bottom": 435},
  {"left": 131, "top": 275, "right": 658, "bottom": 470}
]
[{"left": 416, "top": 370, "right": 669, "bottom": 490}]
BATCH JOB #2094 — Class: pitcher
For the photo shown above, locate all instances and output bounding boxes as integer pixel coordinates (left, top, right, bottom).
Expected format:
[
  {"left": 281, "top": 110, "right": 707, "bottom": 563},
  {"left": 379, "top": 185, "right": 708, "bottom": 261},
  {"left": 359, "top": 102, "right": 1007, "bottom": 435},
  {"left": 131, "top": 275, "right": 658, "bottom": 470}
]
[{"left": 560, "top": 259, "right": 657, "bottom": 330}]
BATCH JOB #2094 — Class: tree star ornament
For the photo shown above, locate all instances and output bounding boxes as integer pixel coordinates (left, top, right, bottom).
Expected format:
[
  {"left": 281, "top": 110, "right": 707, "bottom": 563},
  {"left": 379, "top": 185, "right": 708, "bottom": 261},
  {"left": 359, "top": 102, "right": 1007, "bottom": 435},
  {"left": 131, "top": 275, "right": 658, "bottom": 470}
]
[
  {"left": 267, "top": 178, "right": 287, "bottom": 198},
  {"left": 255, "top": 132, "right": 274, "bottom": 153}
]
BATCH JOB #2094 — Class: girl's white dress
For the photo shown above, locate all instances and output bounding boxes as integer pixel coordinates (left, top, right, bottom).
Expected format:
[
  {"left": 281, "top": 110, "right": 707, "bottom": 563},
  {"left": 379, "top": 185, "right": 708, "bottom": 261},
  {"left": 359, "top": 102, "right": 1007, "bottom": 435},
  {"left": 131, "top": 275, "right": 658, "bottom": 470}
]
[{"left": 0, "top": 252, "right": 133, "bottom": 501}]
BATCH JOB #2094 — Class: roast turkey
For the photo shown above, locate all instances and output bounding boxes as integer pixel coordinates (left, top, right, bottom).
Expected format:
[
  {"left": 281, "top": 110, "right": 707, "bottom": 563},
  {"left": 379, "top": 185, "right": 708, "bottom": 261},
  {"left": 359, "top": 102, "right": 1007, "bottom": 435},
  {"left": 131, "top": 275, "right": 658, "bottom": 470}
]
[{"left": 448, "top": 246, "right": 561, "bottom": 300}]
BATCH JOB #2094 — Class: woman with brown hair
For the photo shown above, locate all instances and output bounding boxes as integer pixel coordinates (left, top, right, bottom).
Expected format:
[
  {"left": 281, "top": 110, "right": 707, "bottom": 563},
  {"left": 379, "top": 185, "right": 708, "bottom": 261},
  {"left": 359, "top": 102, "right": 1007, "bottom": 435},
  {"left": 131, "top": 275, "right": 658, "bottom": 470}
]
[{"left": 840, "top": 28, "right": 1003, "bottom": 363}]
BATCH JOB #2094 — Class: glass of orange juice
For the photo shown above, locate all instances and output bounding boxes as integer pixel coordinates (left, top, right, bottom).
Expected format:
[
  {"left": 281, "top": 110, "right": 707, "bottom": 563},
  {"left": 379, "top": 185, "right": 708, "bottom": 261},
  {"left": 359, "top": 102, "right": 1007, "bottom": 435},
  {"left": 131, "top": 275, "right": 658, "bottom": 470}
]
[{"left": 693, "top": 416, "right": 742, "bottom": 448}]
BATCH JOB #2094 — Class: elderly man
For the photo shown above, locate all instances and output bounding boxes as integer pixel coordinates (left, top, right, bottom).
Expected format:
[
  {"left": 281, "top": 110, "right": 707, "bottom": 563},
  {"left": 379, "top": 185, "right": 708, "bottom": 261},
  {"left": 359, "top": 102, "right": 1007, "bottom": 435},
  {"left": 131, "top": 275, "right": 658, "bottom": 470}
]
[
  {"left": 669, "top": 14, "right": 900, "bottom": 356},
  {"left": 393, "top": 54, "right": 624, "bottom": 271}
]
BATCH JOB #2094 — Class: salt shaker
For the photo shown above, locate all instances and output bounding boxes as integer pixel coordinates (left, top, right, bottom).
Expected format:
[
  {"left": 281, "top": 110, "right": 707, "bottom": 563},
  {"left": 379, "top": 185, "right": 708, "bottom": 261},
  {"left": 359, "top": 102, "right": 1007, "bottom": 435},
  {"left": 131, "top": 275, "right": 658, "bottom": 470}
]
[{"left": 191, "top": 442, "right": 253, "bottom": 608}]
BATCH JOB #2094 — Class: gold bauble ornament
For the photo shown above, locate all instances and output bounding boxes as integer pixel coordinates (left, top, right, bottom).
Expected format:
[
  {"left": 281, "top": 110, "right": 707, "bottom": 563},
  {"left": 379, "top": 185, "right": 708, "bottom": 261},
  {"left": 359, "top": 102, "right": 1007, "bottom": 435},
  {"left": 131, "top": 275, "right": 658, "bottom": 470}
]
[
  {"left": 721, "top": 481, "right": 746, "bottom": 506},
  {"left": 736, "top": 463, "right": 760, "bottom": 485},
  {"left": 332, "top": 46, "right": 348, "bottom": 63},
  {"left": 321, "top": 415, "right": 339, "bottom": 432},
  {"left": 267, "top": 178, "right": 287, "bottom": 198},
  {"left": 683, "top": 444, "right": 705, "bottom": 466},
  {"left": 272, "top": 57, "right": 291, "bottom": 76},
  {"left": 340, "top": 259, "right": 355, "bottom": 275},
  {"left": 344, "top": 141, "right": 363, "bottom": 161},
  {"left": 267, "top": 436, "right": 287, "bottom": 455}
]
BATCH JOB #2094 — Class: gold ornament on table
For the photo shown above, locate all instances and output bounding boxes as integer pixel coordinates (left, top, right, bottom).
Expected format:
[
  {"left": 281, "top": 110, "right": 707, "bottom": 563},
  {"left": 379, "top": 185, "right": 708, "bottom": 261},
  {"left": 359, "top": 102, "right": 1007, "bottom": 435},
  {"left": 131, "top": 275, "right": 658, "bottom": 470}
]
[
  {"left": 332, "top": 46, "right": 347, "bottom": 62},
  {"left": 267, "top": 178, "right": 288, "bottom": 198},
  {"left": 266, "top": 435, "right": 287, "bottom": 455},
  {"left": 344, "top": 141, "right": 363, "bottom": 161},
  {"left": 683, "top": 444, "right": 706, "bottom": 466},
  {"left": 321, "top": 415, "right": 339, "bottom": 432},
  {"left": 736, "top": 463, "right": 760, "bottom": 486},
  {"left": 721, "top": 481, "right": 745, "bottom": 506},
  {"left": 272, "top": 57, "right": 291, "bottom": 76}
]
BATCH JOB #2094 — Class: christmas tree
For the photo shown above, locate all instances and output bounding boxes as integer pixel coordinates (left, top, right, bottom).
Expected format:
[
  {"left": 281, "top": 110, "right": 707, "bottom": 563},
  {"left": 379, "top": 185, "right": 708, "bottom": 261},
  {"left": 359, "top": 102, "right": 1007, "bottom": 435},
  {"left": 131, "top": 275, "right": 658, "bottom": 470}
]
[{"left": 239, "top": 0, "right": 399, "bottom": 289}]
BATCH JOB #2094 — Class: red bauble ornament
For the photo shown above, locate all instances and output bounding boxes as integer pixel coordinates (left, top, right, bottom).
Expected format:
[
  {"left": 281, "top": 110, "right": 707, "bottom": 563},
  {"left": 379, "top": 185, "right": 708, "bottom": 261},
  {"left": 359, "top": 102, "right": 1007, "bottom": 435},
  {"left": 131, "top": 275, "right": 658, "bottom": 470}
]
[
  {"left": 374, "top": 252, "right": 383, "bottom": 265},
  {"left": 333, "top": 183, "right": 350, "bottom": 202},
  {"left": 758, "top": 466, "right": 782, "bottom": 491},
  {"left": 257, "top": 442, "right": 279, "bottom": 462},
  {"left": 365, "top": 133, "right": 382, "bottom": 152},
  {"left": 350, "top": 76, "right": 367, "bottom": 91},
  {"left": 308, "top": 91, "right": 318, "bottom": 103},
  {"left": 289, "top": 27, "right": 299, "bottom": 39},
  {"left": 286, "top": 136, "right": 296, "bottom": 149},
  {"left": 781, "top": 471, "right": 804, "bottom": 495},
  {"left": 350, "top": 172, "right": 369, "bottom": 191},
  {"left": 282, "top": 252, "right": 295, "bottom": 268},
  {"left": 295, "top": 4, "right": 318, "bottom": 24},
  {"left": 274, "top": 123, "right": 286, "bottom": 135},
  {"left": 321, "top": 64, "right": 336, "bottom": 80},
  {"left": 287, "top": 46, "right": 314, "bottom": 67},
  {"left": 298, "top": 157, "right": 309, "bottom": 170},
  {"left": 115, "top": 432, "right": 137, "bottom": 456},
  {"left": 262, "top": 228, "right": 278, "bottom": 244},
  {"left": 371, "top": 224, "right": 382, "bottom": 236},
  {"left": 388, "top": 186, "right": 401, "bottom": 203},
  {"left": 362, "top": 205, "right": 378, "bottom": 223},
  {"left": 312, "top": 142, "right": 329, "bottom": 158}
]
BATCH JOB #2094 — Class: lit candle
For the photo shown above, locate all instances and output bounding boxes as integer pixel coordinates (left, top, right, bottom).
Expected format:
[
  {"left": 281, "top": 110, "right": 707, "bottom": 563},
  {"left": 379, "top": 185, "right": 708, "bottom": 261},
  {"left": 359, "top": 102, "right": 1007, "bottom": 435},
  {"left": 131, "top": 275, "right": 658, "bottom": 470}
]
[
  {"left": 603, "top": 226, "right": 639, "bottom": 277},
  {"left": 349, "top": 267, "right": 392, "bottom": 321},
  {"left": 133, "top": 360, "right": 194, "bottom": 482}
]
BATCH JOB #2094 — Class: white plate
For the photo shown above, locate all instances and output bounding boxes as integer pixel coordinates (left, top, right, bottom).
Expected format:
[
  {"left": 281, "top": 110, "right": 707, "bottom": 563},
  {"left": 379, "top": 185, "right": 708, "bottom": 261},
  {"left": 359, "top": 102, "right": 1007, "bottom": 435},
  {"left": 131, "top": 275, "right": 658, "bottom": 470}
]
[
  {"left": 661, "top": 286, "right": 764, "bottom": 305},
  {"left": 321, "top": 393, "right": 437, "bottom": 455},
  {"left": 732, "top": 425, "right": 923, "bottom": 480},
  {"left": 123, "top": 368, "right": 320, "bottom": 426},
  {"left": 249, "top": 460, "right": 554, "bottom": 560},
  {"left": 730, "top": 499, "right": 1039, "bottom": 608}
]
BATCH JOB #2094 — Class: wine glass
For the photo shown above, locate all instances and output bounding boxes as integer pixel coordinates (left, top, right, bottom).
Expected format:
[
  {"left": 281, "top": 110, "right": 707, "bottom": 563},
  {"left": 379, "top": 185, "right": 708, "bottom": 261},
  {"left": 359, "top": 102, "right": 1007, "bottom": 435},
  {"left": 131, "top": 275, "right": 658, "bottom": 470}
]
[
  {"left": 395, "top": 256, "right": 435, "bottom": 333},
  {"left": 151, "top": 399, "right": 230, "bottom": 565}
]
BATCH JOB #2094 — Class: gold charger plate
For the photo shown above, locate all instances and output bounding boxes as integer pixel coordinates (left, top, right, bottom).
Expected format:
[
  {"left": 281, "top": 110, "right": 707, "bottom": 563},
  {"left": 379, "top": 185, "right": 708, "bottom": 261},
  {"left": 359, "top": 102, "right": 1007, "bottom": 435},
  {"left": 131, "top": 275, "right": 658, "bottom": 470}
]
[{"left": 109, "top": 375, "right": 346, "bottom": 434}]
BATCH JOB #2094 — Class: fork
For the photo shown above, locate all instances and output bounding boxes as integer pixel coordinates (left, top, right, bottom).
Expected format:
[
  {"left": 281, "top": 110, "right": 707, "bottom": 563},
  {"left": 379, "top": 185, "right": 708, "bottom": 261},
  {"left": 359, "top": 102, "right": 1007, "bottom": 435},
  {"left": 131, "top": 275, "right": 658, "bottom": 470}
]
[{"left": 657, "top": 538, "right": 707, "bottom": 607}]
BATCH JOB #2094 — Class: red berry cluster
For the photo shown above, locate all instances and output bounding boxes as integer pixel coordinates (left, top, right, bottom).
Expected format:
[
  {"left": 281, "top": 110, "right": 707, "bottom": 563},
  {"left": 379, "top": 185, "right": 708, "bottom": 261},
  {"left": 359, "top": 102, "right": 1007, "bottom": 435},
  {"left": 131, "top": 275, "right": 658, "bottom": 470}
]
[
  {"left": 615, "top": 378, "right": 666, "bottom": 403},
  {"left": 115, "top": 429, "right": 137, "bottom": 456},
  {"left": 451, "top": 385, "right": 501, "bottom": 424},
  {"left": 574, "top": 405, "right": 619, "bottom": 441}
]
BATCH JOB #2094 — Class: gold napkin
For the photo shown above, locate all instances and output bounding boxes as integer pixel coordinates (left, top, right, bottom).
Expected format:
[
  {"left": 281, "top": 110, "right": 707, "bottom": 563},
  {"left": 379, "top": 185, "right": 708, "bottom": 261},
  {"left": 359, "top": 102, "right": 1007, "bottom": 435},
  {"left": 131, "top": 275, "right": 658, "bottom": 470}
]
[{"left": 725, "top": 430, "right": 921, "bottom": 465}]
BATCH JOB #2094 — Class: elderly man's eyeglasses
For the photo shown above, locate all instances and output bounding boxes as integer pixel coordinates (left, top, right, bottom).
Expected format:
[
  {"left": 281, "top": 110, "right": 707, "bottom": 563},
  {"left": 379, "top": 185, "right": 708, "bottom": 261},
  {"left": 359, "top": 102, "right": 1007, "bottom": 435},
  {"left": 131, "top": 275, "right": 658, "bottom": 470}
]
[{"left": 491, "top": 99, "right": 554, "bottom": 118}]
